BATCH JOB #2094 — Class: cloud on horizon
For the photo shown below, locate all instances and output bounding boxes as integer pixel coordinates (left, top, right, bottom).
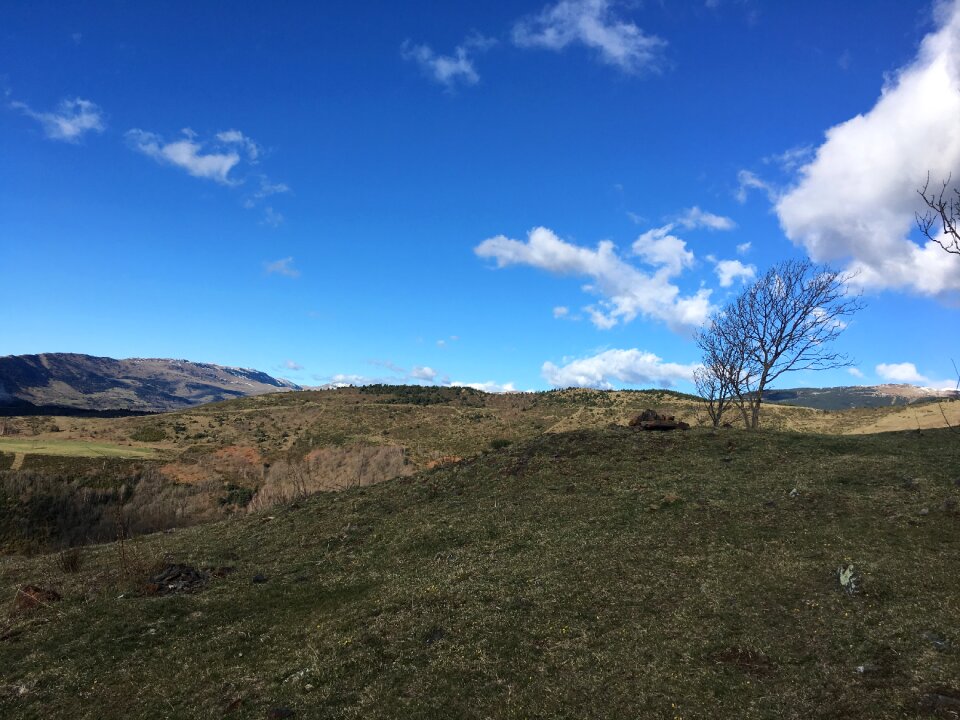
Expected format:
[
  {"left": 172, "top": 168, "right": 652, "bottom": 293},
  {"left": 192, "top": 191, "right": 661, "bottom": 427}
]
[
  {"left": 542, "top": 348, "right": 699, "bottom": 389},
  {"left": 11, "top": 97, "right": 105, "bottom": 142},
  {"left": 776, "top": 0, "right": 960, "bottom": 297}
]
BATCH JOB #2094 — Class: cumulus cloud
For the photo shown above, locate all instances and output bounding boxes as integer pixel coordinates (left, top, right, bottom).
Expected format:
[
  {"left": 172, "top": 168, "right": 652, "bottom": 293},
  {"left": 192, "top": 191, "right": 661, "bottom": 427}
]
[
  {"left": 11, "top": 97, "right": 105, "bottom": 142},
  {"left": 475, "top": 226, "right": 713, "bottom": 331},
  {"left": 776, "top": 0, "right": 960, "bottom": 296},
  {"left": 713, "top": 259, "right": 756, "bottom": 287},
  {"left": 402, "top": 35, "right": 495, "bottom": 89},
  {"left": 512, "top": 0, "right": 666, "bottom": 74},
  {"left": 876, "top": 362, "right": 928, "bottom": 384},
  {"left": 126, "top": 128, "right": 244, "bottom": 185},
  {"left": 264, "top": 257, "right": 300, "bottom": 278},
  {"left": 542, "top": 348, "right": 699, "bottom": 389},
  {"left": 848, "top": 367, "right": 865, "bottom": 379}
]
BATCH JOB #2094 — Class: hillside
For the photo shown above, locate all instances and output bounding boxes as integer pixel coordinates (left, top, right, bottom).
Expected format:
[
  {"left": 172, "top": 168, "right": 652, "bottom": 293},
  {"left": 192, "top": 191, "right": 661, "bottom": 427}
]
[
  {"left": 764, "top": 384, "right": 960, "bottom": 411},
  {"left": 1, "top": 426, "right": 958, "bottom": 719},
  {"left": 0, "top": 353, "right": 301, "bottom": 413}
]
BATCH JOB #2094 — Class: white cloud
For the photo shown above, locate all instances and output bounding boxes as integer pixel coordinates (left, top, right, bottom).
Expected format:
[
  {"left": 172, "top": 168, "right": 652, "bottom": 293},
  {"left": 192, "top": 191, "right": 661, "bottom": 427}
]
[
  {"left": 764, "top": 145, "right": 814, "bottom": 173},
  {"left": 553, "top": 305, "right": 570, "bottom": 318},
  {"left": 512, "top": 0, "right": 666, "bottom": 74},
  {"left": 450, "top": 380, "right": 518, "bottom": 393},
  {"left": 216, "top": 129, "right": 260, "bottom": 161},
  {"left": 876, "top": 362, "right": 928, "bottom": 384},
  {"left": 542, "top": 348, "right": 699, "bottom": 389},
  {"left": 676, "top": 206, "right": 736, "bottom": 231},
  {"left": 402, "top": 35, "right": 494, "bottom": 89},
  {"left": 11, "top": 97, "right": 104, "bottom": 142},
  {"left": 126, "top": 128, "right": 243, "bottom": 185},
  {"left": 735, "top": 169, "right": 776, "bottom": 204},
  {"left": 410, "top": 365, "right": 438, "bottom": 381},
  {"left": 631, "top": 225, "right": 695, "bottom": 276},
  {"left": 848, "top": 367, "right": 865, "bottom": 379},
  {"left": 713, "top": 258, "right": 756, "bottom": 287},
  {"left": 776, "top": 0, "right": 960, "bottom": 296},
  {"left": 284, "top": 360, "right": 303, "bottom": 371},
  {"left": 264, "top": 257, "right": 300, "bottom": 278},
  {"left": 476, "top": 226, "right": 713, "bottom": 331},
  {"left": 736, "top": 241, "right": 751, "bottom": 255}
]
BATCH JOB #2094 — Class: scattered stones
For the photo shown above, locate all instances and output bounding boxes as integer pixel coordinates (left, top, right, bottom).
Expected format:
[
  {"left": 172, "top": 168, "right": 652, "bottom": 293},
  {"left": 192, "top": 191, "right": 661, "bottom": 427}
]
[
  {"left": 13, "top": 585, "right": 61, "bottom": 612},
  {"left": 143, "top": 564, "right": 208, "bottom": 596},
  {"left": 628, "top": 409, "right": 690, "bottom": 432}
]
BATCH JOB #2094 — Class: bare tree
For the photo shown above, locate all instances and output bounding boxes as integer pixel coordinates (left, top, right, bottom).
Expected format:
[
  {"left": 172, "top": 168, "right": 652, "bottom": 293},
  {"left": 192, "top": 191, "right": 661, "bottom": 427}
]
[
  {"left": 696, "top": 258, "right": 863, "bottom": 429},
  {"left": 917, "top": 174, "right": 960, "bottom": 255}
]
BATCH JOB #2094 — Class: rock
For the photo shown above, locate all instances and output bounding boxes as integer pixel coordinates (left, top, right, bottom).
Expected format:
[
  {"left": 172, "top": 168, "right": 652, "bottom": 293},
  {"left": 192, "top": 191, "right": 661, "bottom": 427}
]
[
  {"left": 918, "top": 688, "right": 960, "bottom": 714},
  {"left": 143, "top": 564, "right": 208, "bottom": 596},
  {"left": 13, "top": 585, "right": 61, "bottom": 612},
  {"left": 919, "top": 508, "right": 930, "bottom": 516},
  {"left": 923, "top": 631, "right": 952, "bottom": 652},
  {"left": 789, "top": 488, "right": 800, "bottom": 498},
  {"left": 838, "top": 564, "right": 862, "bottom": 596},
  {"left": 252, "top": 573, "right": 269, "bottom": 584},
  {"left": 628, "top": 409, "right": 689, "bottom": 431}
]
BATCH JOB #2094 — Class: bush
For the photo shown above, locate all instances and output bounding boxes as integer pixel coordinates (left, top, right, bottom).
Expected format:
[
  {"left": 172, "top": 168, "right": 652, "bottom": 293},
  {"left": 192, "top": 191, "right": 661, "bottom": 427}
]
[{"left": 130, "top": 425, "right": 167, "bottom": 442}]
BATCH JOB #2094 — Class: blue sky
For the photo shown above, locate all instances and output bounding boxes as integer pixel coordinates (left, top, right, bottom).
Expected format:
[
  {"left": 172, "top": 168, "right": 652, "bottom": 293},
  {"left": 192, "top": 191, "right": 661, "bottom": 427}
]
[{"left": 2, "top": 0, "right": 959, "bottom": 392}]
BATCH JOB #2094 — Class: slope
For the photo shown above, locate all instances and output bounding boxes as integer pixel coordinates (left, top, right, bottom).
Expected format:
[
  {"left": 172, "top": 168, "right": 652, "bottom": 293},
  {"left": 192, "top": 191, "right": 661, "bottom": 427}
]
[{"left": 1, "top": 426, "right": 958, "bottom": 719}]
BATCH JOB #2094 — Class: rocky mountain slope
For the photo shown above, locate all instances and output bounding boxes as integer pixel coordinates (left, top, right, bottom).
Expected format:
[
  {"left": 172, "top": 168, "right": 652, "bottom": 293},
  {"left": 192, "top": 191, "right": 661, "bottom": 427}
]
[{"left": 0, "top": 353, "right": 300, "bottom": 413}]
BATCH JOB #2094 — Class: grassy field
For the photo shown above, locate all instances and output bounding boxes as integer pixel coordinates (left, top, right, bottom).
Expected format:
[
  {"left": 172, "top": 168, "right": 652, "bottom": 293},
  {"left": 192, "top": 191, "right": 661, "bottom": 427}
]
[
  {"left": 2, "top": 425, "right": 958, "bottom": 719},
  {"left": 0, "top": 437, "right": 159, "bottom": 460}
]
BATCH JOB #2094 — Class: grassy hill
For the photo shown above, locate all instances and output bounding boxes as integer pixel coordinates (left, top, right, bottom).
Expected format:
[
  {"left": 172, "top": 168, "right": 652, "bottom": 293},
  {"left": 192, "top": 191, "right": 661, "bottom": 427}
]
[{"left": 1, "top": 425, "right": 959, "bottom": 719}]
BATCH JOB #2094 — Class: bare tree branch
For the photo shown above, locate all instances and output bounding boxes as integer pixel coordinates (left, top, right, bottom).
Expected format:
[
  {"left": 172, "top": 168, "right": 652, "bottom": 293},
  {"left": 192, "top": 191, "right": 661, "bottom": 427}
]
[{"left": 696, "top": 259, "right": 863, "bottom": 429}]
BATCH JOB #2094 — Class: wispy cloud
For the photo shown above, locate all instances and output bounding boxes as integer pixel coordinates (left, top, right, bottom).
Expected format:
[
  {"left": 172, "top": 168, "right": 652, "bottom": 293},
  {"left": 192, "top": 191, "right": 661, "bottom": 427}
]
[
  {"left": 675, "top": 206, "right": 736, "bottom": 231},
  {"left": 542, "top": 348, "right": 699, "bottom": 389},
  {"left": 475, "top": 225, "right": 713, "bottom": 332},
  {"left": 283, "top": 359, "right": 304, "bottom": 371},
  {"left": 215, "top": 129, "right": 260, "bottom": 161},
  {"left": 512, "top": 0, "right": 667, "bottom": 74},
  {"left": 735, "top": 169, "right": 777, "bottom": 204},
  {"left": 126, "top": 128, "right": 244, "bottom": 185},
  {"left": 402, "top": 35, "right": 495, "bottom": 89},
  {"left": 262, "top": 207, "right": 284, "bottom": 227},
  {"left": 776, "top": 0, "right": 960, "bottom": 296},
  {"left": 264, "top": 257, "right": 300, "bottom": 278},
  {"left": 11, "top": 97, "right": 105, "bottom": 142}
]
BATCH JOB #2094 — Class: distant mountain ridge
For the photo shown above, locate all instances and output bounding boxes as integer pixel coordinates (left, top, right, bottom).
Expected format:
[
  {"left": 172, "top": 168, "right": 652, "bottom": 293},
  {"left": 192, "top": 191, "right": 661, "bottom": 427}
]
[
  {"left": 0, "top": 353, "right": 301, "bottom": 413},
  {"left": 763, "top": 383, "right": 960, "bottom": 411}
]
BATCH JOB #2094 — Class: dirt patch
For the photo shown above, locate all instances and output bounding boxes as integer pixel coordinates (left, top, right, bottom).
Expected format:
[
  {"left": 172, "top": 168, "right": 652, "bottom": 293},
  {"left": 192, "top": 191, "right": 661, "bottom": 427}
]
[
  {"left": 12, "top": 585, "right": 61, "bottom": 612},
  {"left": 159, "top": 462, "right": 213, "bottom": 485},
  {"left": 426, "top": 456, "right": 463, "bottom": 470},
  {"left": 708, "top": 647, "right": 776, "bottom": 676}
]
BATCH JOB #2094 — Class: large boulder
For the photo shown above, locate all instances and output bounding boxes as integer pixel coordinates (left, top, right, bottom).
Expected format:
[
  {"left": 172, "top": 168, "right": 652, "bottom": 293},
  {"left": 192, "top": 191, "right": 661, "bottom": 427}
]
[{"left": 628, "top": 409, "right": 690, "bottom": 432}]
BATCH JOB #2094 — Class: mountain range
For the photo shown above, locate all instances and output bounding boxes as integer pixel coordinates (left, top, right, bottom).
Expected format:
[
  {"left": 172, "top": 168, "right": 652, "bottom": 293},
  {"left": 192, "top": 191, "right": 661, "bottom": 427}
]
[{"left": 0, "top": 353, "right": 301, "bottom": 414}]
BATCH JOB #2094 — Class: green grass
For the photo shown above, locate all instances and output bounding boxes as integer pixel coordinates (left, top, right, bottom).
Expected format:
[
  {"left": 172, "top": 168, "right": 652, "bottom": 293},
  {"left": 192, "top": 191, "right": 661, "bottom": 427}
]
[
  {"left": 2, "top": 426, "right": 959, "bottom": 719},
  {"left": 0, "top": 438, "right": 159, "bottom": 459}
]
